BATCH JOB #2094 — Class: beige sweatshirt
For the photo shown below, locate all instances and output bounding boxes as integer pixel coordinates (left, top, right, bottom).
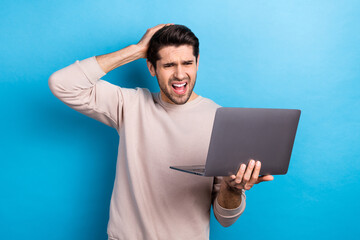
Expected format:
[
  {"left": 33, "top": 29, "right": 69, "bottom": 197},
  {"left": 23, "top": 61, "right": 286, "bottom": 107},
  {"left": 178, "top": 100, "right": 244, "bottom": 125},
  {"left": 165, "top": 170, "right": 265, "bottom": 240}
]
[{"left": 48, "top": 57, "right": 245, "bottom": 240}]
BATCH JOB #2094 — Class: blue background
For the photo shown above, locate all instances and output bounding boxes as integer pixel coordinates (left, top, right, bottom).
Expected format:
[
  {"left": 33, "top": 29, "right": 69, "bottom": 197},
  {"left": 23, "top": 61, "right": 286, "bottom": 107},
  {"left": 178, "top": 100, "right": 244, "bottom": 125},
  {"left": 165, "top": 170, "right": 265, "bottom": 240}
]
[{"left": 1, "top": 0, "right": 359, "bottom": 239}]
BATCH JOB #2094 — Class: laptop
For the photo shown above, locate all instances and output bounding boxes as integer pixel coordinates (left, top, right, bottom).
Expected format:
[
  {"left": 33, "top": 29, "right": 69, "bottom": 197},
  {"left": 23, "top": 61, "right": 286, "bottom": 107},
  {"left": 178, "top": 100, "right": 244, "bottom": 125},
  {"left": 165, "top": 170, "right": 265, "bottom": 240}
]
[{"left": 170, "top": 107, "right": 301, "bottom": 176}]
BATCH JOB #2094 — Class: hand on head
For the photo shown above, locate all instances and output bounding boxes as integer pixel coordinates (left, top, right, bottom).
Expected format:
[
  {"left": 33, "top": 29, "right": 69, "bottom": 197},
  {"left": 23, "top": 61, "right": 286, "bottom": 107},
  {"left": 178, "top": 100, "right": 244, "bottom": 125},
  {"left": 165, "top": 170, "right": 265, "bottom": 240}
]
[{"left": 137, "top": 23, "right": 174, "bottom": 58}]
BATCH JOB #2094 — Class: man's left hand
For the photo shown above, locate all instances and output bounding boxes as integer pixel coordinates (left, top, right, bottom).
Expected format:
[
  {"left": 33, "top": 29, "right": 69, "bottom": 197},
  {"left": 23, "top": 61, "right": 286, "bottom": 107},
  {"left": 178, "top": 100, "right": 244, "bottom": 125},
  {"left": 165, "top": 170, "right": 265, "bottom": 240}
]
[{"left": 224, "top": 159, "right": 274, "bottom": 191}]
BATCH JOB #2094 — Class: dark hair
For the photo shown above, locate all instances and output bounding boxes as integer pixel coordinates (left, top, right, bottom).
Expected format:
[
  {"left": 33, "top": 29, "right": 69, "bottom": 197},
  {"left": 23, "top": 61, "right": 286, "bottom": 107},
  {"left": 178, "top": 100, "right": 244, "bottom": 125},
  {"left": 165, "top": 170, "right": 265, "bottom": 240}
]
[{"left": 147, "top": 24, "right": 199, "bottom": 69}]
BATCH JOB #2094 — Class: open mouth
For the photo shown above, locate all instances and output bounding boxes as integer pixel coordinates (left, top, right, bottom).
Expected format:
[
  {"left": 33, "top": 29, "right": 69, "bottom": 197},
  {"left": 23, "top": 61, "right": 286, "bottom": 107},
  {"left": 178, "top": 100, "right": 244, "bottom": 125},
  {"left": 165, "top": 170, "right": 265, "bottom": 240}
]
[{"left": 171, "top": 82, "right": 188, "bottom": 95}]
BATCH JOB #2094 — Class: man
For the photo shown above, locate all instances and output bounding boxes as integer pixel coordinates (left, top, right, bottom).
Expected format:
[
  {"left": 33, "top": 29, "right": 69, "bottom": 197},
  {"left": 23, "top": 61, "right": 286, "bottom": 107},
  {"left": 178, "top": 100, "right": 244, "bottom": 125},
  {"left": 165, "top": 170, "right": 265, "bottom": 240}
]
[{"left": 49, "top": 24, "right": 273, "bottom": 240}]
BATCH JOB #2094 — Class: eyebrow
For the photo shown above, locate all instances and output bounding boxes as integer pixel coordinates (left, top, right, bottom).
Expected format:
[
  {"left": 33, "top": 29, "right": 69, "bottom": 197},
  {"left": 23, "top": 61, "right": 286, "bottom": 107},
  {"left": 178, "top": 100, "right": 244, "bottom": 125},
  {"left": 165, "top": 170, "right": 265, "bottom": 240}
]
[{"left": 163, "top": 60, "right": 194, "bottom": 66}]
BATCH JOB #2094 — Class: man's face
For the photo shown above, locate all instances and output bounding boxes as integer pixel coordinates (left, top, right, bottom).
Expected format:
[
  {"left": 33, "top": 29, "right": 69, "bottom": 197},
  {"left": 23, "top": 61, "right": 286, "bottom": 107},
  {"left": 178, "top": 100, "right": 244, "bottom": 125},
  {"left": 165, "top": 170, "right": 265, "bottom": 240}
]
[{"left": 147, "top": 45, "right": 199, "bottom": 105}]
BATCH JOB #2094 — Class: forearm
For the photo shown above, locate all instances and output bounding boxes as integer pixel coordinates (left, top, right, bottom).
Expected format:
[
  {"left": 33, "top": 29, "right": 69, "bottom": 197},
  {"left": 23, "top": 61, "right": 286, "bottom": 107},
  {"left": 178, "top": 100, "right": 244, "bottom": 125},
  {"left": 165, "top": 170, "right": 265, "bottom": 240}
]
[
  {"left": 217, "top": 180, "right": 243, "bottom": 209},
  {"left": 213, "top": 180, "right": 246, "bottom": 227},
  {"left": 96, "top": 44, "right": 146, "bottom": 73}
]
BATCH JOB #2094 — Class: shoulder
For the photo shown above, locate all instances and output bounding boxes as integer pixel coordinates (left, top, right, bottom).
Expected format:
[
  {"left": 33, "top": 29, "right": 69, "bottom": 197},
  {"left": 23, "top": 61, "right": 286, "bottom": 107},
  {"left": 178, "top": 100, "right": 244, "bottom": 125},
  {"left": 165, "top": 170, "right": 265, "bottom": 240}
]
[
  {"left": 120, "top": 87, "right": 156, "bottom": 106},
  {"left": 118, "top": 87, "right": 152, "bottom": 98},
  {"left": 199, "top": 96, "right": 222, "bottom": 109}
]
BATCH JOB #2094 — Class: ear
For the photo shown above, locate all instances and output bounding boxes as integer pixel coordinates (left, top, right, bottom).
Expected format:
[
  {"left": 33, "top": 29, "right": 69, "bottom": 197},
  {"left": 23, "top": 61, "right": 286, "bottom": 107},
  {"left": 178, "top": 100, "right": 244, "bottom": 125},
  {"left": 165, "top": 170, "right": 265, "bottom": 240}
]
[
  {"left": 147, "top": 60, "right": 156, "bottom": 77},
  {"left": 196, "top": 54, "right": 200, "bottom": 71}
]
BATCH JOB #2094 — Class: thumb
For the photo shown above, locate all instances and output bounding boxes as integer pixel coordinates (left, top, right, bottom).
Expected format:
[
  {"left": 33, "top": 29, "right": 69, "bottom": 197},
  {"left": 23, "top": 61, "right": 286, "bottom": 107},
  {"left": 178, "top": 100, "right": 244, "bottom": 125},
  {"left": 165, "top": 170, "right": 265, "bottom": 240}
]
[{"left": 257, "top": 175, "right": 274, "bottom": 183}]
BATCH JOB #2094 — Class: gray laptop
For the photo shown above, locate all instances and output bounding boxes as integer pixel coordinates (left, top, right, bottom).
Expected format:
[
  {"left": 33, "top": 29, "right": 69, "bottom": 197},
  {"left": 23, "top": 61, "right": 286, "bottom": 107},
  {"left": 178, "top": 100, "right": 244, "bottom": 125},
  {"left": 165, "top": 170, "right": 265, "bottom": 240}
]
[{"left": 170, "top": 107, "right": 301, "bottom": 176}]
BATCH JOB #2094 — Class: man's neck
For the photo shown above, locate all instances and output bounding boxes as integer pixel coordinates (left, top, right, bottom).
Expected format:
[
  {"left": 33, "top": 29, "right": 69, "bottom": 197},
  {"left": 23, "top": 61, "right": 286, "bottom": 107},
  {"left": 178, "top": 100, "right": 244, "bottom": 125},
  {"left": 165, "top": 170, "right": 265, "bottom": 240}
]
[{"left": 160, "top": 91, "right": 199, "bottom": 105}]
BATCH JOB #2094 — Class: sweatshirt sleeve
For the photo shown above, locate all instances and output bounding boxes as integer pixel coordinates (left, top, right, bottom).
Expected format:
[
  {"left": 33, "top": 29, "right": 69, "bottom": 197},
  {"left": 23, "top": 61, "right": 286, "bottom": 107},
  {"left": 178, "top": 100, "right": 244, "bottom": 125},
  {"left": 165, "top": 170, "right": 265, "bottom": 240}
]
[
  {"left": 49, "top": 56, "right": 129, "bottom": 130},
  {"left": 211, "top": 177, "right": 246, "bottom": 227}
]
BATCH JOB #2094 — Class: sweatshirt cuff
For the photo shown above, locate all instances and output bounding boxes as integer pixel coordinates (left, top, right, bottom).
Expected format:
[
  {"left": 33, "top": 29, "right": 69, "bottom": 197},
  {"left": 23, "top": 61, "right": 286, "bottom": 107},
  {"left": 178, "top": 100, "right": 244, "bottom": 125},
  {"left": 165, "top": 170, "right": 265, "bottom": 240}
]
[
  {"left": 214, "top": 190, "right": 246, "bottom": 218},
  {"left": 77, "top": 56, "right": 106, "bottom": 84}
]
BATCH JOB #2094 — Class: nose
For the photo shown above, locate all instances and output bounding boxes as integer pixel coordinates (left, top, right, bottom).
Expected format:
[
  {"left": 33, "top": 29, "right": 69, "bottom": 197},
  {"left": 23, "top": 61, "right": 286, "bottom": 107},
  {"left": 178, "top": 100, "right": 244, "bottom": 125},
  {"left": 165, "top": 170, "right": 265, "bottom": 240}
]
[{"left": 174, "top": 65, "right": 186, "bottom": 80}]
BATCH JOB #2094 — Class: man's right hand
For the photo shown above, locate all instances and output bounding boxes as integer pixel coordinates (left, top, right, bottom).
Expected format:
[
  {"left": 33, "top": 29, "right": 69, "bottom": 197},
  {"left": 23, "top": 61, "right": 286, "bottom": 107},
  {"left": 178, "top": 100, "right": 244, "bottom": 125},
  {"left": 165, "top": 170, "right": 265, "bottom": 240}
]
[
  {"left": 137, "top": 23, "right": 173, "bottom": 59},
  {"left": 96, "top": 24, "right": 172, "bottom": 73}
]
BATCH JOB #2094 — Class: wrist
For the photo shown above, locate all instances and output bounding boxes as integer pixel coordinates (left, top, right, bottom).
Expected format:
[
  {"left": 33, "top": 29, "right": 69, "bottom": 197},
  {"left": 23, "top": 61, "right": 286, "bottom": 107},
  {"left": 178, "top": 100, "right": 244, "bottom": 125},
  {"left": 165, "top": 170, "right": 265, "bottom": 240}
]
[
  {"left": 134, "top": 43, "right": 147, "bottom": 59},
  {"left": 218, "top": 180, "right": 243, "bottom": 209},
  {"left": 222, "top": 180, "right": 243, "bottom": 195}
]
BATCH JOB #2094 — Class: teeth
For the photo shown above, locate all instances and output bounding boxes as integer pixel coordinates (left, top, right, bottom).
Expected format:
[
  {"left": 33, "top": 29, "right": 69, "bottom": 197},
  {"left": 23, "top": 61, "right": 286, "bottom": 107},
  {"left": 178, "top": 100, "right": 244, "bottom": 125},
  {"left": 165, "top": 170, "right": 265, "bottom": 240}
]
[{"left": 173, "top": 83, "right": 186, "bottom": 87}]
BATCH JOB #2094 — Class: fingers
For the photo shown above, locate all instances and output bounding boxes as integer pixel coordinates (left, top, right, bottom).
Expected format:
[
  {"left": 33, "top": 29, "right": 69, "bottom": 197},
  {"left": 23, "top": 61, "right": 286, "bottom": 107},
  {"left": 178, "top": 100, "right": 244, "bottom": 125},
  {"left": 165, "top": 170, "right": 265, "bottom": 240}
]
[
  {"left": 241, "top": 160, "right": 258, "bottom": 190},
  {"left": 137, "top": 23, "right": 175, "bottom": 57},
  {"left": 242, "top": 160, "right": 255, "bottom": 183},
  {"left": 235, "top": 164, "right": 246, "bottom": 184},
  {"left": 227, "top": 159, "right": 266, "bottom": 191},
  {"left": 151, "top": 23, "right": 172, "bottom": 32},
  {"left": 249, "top": 161, "right": 261, "bottom": 185},
  {"left": 149, "top": 23, "right": 174, "bottom": 36},
  {"left": 257, "top": 175, "right": 274, "bottom": 183},
  {"left": 142, "top": 23, "right": 174, "bottom": 41}
]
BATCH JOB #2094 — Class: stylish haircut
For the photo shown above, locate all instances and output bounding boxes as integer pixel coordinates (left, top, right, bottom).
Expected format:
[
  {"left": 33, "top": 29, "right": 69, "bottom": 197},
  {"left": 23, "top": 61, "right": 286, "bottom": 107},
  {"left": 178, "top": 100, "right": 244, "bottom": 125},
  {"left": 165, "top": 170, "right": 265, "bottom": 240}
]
[{"left": 147, "top": 24, "right": 199, "bottom": 69}]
